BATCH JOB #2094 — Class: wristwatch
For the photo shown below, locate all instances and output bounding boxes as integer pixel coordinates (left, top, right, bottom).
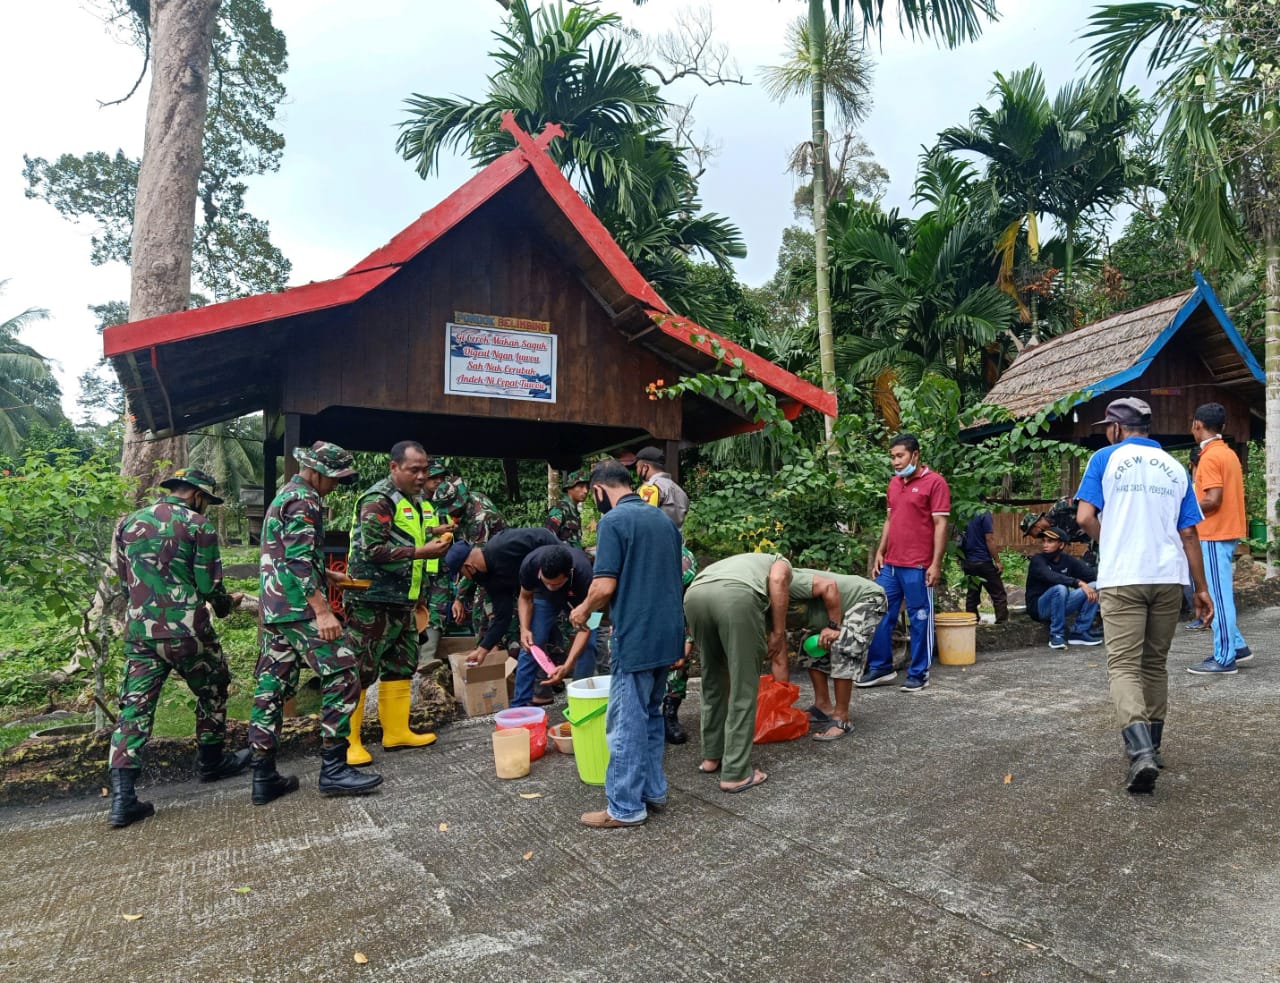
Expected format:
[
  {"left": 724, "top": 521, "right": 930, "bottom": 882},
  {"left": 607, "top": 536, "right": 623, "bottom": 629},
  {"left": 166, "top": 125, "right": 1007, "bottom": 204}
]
[{"left": 827, "top": 620, "right": 840, "bottom": 631}]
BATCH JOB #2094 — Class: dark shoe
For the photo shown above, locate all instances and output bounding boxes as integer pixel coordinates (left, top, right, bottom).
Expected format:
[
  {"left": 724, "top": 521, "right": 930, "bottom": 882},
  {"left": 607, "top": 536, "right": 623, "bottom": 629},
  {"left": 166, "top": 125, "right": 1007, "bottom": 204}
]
[
  {"left": 1049, "top": 635, "right": 1067, "bottom": 650},
  {"left": 108, "top": 768, "right": 154, "bottom": 828},
  {"left": 196, "top": 744, "right": 253, "bottom": 783},
  {"left": 1234, "top": 647, "right": 1254, "bottom": 664},
  {"left": 855, "top": 668, "right": 898, "bottom": 688},
  {"left": 251, "top": 753, "right": 300, "bottom": 806},
  {"left": 993, "top": 601, "right": 1009, "bottom": 624},
  {"left": 1068, "top": 631, "right": 1103, "bottom": 646},
  {"left": 318, "top": 740, "right": 383, "bottom": 797},
  {"left": 900, "top": 676, "right": 929, "bottom": 694},
  {"left": 663, "top": 695, "right": 687, "bottom": 745},
  {"left": 1187, "top": 656, "right": 1237, "bottom": 675},
  {"left": 1149, "top": 719, "right": 1166, "bottom": 770},
  {"left": 1121, "top": 722, "right": 1159, "bottom": 794}
]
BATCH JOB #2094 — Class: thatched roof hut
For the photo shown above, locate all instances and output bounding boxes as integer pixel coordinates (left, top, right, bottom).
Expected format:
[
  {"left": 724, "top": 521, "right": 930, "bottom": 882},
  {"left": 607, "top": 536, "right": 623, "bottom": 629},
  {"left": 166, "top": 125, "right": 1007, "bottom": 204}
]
[{"left": 964, "top": 272, "right": 1263, "bottom": 450}]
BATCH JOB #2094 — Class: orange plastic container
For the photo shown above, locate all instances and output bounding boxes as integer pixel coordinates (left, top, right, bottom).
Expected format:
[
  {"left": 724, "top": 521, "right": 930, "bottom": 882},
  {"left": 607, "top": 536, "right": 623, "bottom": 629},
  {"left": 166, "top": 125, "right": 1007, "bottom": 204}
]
[{"left": 494, "top": 706, "right": 548, "bottom": 761}]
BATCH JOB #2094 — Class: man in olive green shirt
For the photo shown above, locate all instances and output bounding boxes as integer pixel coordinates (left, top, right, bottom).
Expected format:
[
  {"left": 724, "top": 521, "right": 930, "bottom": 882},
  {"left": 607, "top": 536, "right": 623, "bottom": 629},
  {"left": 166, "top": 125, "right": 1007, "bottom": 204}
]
[{"left": 789, "top": 568, "right": 887, "bottom": 741}]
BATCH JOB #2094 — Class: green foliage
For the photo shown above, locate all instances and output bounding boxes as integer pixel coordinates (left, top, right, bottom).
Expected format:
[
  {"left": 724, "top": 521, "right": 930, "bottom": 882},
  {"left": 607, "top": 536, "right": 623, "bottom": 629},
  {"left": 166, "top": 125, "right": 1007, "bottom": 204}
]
[
  {"left": 0, "top": 281, "right": 67, "bottom": 456},
  {"left": 22, "top": 0, "right": 291, "bottom": 301}
]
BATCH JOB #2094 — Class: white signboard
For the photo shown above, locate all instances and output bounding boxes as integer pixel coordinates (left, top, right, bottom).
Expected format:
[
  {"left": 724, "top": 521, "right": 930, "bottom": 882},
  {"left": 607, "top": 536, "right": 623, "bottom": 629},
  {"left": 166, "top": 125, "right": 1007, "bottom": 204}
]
[{"left": 444, "top": 322, "right": 557, "bottom": 403}]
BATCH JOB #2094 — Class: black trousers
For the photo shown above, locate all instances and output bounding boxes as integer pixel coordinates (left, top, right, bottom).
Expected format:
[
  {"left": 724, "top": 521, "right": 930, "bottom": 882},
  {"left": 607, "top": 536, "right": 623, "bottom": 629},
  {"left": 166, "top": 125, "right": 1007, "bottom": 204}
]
[{"left": 962, "top": 559, "right": 1008, "bottom": 621}]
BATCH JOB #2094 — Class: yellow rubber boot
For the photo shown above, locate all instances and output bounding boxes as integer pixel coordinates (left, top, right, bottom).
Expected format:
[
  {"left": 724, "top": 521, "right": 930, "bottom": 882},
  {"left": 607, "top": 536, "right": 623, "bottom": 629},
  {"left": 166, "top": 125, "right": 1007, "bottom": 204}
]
[
  {"left": 379, "top": 679, "right": 436, "bottom": 750},
  {"left": 347, "top": 689, "right": 373, "bottom": 766}
]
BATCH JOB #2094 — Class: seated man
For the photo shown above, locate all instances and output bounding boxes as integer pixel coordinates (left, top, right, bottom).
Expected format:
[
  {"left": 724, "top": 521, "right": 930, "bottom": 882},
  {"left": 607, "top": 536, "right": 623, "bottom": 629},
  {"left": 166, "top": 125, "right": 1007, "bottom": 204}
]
[
  {"left": 512, "top": 543, "right": 597, "bottom": 706},
  {"left": 1025, "top": 527, "right": 1102, "bottom": 650},
  {"left": 789, "top": 567, "right": 887, "bottom": 741}
]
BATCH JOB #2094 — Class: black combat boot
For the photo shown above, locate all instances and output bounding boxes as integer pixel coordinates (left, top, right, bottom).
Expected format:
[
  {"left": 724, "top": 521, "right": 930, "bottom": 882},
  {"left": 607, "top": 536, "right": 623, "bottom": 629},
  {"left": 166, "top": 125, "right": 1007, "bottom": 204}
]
[
  {"left": 197, "top": 743, "right": 253, "bottom": 782},
  {"left": 663, "top": 695, "right": 687, "bottom": 745},
  {"left": 251, "top": 752, "right": 300, "bottom": 806},
  {"left": 1149, "top": 720, "right": 1165, "bottom": 770},
  {"left": 318, "top": 740, "right": 384, "bottom": 797},
  {"left": 108, "top": 768, "right": 155, "bottom": 828},
  {"left": 1121, "top": 722, "right": 1159, "bottom": 794}
]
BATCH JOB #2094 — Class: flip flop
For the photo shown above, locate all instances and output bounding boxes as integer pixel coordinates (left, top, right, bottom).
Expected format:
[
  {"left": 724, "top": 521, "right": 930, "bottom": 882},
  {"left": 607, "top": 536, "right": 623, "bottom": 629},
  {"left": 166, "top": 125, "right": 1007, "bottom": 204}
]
[
  {"left": 721, "top": 770, "right": 768, "bottom": 793},
  {"left": 805, "top": 704, "right": 833, "bottom": 724},
  {"left": 812, "top": 720, "right": 854, "bottom": 742}
]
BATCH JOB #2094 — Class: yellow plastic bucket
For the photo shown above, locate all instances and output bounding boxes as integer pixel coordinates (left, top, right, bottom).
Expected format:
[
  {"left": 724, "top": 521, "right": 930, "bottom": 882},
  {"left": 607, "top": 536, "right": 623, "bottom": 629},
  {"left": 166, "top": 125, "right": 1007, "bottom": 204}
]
[
  {"left": 563, "top": 675, "right": 611, "bottom": 785},
  {"left": 935, "top": 611, "right": 978, "bottom": 666}
]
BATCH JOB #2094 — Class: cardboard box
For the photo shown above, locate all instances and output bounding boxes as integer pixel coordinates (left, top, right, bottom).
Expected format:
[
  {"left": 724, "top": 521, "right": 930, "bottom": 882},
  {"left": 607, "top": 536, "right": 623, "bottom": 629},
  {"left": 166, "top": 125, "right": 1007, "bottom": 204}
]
[{"left": 447, "top": 642, "right": 512, "bottom": 717}]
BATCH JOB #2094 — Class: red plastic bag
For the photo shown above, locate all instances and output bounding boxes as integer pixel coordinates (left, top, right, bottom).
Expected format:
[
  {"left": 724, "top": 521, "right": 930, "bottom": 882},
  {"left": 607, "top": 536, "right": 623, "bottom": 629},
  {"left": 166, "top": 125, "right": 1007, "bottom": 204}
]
[{"left": 752, "top": 675, "right": 809, "bottom": 744}]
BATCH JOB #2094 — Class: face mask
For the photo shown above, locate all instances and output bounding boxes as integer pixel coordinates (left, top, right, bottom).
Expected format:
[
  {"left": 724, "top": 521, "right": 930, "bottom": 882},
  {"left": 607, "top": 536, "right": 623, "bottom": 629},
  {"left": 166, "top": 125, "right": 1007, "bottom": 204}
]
[
  {"left": 593, "top": 488, "right": 613, "bottom": 514},
  {"left": 894, "top": 463, "right": 917, "bottom": 479}
]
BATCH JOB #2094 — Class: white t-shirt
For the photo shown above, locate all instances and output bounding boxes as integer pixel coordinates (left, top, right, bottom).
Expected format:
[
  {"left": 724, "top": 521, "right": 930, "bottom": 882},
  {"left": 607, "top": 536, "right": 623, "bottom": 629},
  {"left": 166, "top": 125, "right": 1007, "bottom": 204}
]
[{"left": 1075, "top": 436, "right": 1203, "bottom": 589}]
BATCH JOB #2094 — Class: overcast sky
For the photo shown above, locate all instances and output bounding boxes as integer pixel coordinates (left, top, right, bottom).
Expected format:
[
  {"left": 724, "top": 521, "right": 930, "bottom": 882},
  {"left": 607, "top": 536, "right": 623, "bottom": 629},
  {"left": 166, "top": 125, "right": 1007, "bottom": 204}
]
[{"left": 2, "top": 0, "right": 1100, "bottom": 417}]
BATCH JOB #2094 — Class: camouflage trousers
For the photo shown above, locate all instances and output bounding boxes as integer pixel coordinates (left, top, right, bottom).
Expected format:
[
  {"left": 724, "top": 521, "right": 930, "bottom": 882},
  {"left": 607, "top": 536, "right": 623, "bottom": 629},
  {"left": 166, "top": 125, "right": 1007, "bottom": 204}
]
[
  {"left": 666, "top": 665, "right": 689, "bottom": 700},
  {"left": 800, "top": 594, "right": 889, "bottom": 680},
  {"left": 421, "top": 575, "right": 451, "bottom": 632},
  {"left": 345, "top": 599, "right": 416, "bottom": 688},
  {"left": 248, "top": 621, "right": 360, "bottom": 753},
  {"left": 108, "top": 636, "right": 231, "bottom": 770}
]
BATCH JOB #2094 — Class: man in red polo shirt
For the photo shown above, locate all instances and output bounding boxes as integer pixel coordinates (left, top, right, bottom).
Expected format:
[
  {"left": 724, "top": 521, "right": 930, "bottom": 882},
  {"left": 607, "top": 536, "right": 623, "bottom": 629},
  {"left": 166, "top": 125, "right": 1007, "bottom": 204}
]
[{"left": 857, "top": 433, "right": 951, "bottom": 693}]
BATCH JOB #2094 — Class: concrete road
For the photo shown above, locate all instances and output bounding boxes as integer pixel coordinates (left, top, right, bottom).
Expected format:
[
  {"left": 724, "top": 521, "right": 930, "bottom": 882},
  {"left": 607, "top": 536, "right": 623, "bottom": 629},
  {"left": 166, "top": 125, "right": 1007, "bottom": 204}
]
[{"left": 2, "top": 607, "right": 1279, "bottom": 983}]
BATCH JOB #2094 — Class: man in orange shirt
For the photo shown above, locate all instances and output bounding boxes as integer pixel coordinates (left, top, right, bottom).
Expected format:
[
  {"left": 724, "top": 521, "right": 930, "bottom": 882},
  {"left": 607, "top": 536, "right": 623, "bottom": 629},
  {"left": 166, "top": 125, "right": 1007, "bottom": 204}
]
[{"left": 1186, "top": 403, "right": 1251, "bottom": 674}]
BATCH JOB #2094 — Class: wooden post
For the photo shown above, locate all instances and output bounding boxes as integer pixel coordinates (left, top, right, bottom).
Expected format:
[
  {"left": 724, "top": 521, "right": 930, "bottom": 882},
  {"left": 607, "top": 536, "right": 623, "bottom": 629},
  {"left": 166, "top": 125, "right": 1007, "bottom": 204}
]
[
  {"left": 664, "top": 440, "right": 681, "bottom": 483},
  {"left": 283, "top": 414, "right": 301, "bottom": 480}
]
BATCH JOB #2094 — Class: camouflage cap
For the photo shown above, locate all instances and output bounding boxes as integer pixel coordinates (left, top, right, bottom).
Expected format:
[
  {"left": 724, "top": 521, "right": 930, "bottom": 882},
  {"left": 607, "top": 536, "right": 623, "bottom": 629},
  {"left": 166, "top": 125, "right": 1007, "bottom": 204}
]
[
  {"left": 160, "top": 467, "right": 224, "bottom": 506},
  {"left": 1019, "top": 512, "right": 1048, "bottom": 538},
  {"left": 293, "top": 441, "right": 359, "bottom": 484},
  {"left": 425, "top": 456, "right": 451, "bottom": 478},
  {"left": 432, "top": 477, "right": 470, "bottom": 512},
  {"left": 561, "top": 468, "right": 590, "bottom": 488}
]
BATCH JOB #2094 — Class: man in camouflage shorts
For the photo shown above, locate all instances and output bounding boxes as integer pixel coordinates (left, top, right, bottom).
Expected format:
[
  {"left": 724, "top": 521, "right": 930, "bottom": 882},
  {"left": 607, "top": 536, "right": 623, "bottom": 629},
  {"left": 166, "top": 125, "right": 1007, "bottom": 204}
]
[
  {"left": 107, "top": 467, "right": 248, "bottom": 828},
  {"left": 789, "top": 567, "right": 887, "bottom": 741},
  {"left": 247, "top": 441, "right": 382, "bottom": 804}
]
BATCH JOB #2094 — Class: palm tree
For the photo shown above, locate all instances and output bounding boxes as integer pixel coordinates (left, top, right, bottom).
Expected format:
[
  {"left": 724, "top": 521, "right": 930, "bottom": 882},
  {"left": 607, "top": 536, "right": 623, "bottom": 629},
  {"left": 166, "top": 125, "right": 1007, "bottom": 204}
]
[
  {"left": 1085, "top": 0, "right": 1280, "bottom": 574},
  {"left": 187, "top": 413, "right": 264, "bottom": 539},
  {"left": 938, "top": 66, "right": 1143, "bottom": 298},
  {"left": 788, "top": 0, "right": 998, "bottom": 443},
  {"left": 0, "top": 282, "right": 62, "bottom": 456},
  {"left": 398, "top": 0, "right": 743, "bottom": 305}
]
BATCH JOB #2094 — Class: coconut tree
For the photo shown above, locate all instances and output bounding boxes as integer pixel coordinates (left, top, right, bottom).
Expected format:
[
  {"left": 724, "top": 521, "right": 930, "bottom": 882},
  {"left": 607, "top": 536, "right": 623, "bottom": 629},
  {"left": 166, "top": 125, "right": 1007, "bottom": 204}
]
[
  {"left": 398, "top": 0, "right": 743, "bottom": 308},
  {"left": 0, "top": 284, "right": 62, "bottom": 456},
  {"left": 1085, "top": 0, "right": 1280, "bottom": 574}
]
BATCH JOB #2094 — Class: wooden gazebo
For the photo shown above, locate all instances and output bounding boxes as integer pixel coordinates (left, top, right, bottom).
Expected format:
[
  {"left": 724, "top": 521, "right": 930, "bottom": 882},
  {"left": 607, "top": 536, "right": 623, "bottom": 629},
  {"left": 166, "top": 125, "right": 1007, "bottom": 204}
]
[
  {"left": 963, "top": 273, "right": 1263, "bottom": 458},
  {"left": 103, "top": 114, "right": 833, "bottom": 491}
]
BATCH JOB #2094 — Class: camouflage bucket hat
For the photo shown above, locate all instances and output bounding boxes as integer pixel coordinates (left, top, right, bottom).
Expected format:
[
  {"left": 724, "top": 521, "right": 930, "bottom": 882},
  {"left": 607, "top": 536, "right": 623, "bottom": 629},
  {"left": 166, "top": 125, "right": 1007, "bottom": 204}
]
[
  {"left": 293, "top": 441, "right": 359, "bottom": 484},
  {"left": 561, "top": 468, "right": 590, "bottom": 488},
  {"left": 425, "top": 456, "right": 451, "bottom": 478},
  {"left": 1019, "top": 512, "right": 1047, "bottom": 537},
  {"left": 432, "top": 477, "right": 470, "bottom": 512},
  {"left": 160, "top": 467, "right": 224, "bottom": 506}
]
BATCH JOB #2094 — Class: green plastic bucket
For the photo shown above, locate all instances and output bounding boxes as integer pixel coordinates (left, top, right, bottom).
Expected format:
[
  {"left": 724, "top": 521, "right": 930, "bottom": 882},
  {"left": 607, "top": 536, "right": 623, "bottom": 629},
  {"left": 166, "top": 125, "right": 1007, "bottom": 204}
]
[
  {"left": 563, "top": 675, "right": 611, "bottom": 785},
  {"left": 1249, "top": 518, "right": 1266, "bottom": 543}
]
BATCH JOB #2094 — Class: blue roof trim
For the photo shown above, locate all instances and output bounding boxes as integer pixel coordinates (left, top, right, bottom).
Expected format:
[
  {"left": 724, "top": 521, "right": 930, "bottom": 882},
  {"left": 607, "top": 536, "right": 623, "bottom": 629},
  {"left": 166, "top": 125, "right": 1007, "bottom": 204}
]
[
  {"left": 1193, "top": 270, "right": 1265, "bottom": 383},
  {"left": 1074, "top": 273, "right": 1263, "bottom": 408}
]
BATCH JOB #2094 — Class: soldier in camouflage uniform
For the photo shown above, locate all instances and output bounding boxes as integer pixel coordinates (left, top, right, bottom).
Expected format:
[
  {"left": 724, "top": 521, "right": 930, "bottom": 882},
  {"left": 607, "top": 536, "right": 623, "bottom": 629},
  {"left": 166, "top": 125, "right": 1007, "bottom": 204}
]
[
  {"left": 789, "top": 568, "right": 888, "bottom": 741},
  {"left": 342, "top": 441, "right": 454, "bottom": 766},
  {"left": 417, "top": 457, "right": 455, "bottom": 657},
  {"left": 545, "top": 468, "right": 589, "bottom": 549},
  {"left": 433, "top": 477, "right": 507, "bottom": 639},
  {"left": 107, "top": 468, "right": 248, "bottom": 828},
  {"left": 663, "top": 546, "right": 699, "bottom": 744},
  {"left": 247, "top": 441, "right": 382, "bottom": 804}
]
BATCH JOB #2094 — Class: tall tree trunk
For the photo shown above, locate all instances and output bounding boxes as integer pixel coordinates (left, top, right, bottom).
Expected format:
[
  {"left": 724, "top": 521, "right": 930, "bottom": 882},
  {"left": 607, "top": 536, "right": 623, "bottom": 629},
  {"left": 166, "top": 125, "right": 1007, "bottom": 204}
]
[
  {"left": 121, "top": 0, "right": 220, "bottom": 499},
  {"left": 1265, "top": 231, "right": 1279, "bottom": 577},
  {"left": 809, "top": 0, "right": 837, "bottom": 444}
]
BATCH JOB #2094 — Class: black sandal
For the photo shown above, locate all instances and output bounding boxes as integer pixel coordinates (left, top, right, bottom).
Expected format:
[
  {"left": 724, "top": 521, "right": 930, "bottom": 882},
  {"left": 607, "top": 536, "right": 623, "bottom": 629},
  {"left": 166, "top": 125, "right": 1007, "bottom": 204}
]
[{"left": 812, "top": 720, "right": 854, "bottom": 742}]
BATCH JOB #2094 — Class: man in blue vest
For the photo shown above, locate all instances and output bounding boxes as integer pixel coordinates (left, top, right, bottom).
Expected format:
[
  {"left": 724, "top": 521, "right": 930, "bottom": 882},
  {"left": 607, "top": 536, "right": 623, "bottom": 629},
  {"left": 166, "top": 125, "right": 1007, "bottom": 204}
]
[{"left": 344, "top": 441, "right": 456, "bottom": 766}]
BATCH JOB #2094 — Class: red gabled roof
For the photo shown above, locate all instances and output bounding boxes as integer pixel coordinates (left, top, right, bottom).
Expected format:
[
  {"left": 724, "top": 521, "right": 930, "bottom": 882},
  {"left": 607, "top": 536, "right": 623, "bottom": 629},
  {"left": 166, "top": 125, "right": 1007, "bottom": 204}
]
[{"left": 104, "top": 113, "right": 833, "bottom": 419}]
